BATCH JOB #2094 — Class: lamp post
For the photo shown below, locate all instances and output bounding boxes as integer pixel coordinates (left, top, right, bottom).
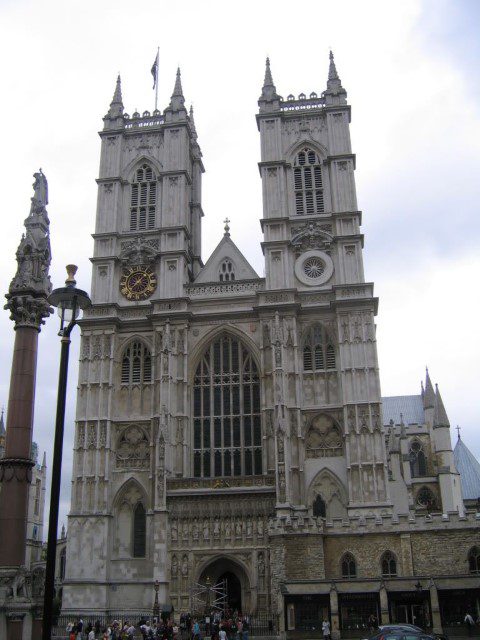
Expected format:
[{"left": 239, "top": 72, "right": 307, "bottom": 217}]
[
  {"left": 42, "top": 265, "right": 91, "bottom": 640},
  {"left": 153, "top": 580, "right": 160, "bottom": 620}
]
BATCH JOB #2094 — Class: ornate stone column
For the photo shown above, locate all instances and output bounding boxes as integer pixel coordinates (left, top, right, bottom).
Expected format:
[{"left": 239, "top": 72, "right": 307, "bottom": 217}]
[{"left": 0, "top": 171, "right": 52, "bottom": 638}]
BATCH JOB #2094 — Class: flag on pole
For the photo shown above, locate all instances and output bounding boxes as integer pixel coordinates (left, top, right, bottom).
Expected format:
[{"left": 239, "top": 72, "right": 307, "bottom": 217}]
[{"left": 151, "top": 52, "right": 159, "bottom": 89}]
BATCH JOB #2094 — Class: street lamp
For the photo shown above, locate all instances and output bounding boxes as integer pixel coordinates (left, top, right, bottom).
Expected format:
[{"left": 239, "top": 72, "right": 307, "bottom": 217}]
[{"left": 42, "top": 265, "right": 91, "bottom": 640}]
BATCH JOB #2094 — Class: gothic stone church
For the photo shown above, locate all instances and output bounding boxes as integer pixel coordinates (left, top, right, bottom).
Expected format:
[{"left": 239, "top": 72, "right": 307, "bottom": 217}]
[{"left": 62, "top": 55, "right": 480, "bottom": 636}]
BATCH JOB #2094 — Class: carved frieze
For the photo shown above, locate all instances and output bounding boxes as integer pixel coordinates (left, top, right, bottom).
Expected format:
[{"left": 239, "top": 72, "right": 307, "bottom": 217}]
[
  {"left": 120, "top": 236, "right": 159, "bottom": 266},
  {"left": 305, "top": 414, "right": 343, "bottom": 458},
  {"left": 115, "top": 424, "right": 150, "bottom": 469}
]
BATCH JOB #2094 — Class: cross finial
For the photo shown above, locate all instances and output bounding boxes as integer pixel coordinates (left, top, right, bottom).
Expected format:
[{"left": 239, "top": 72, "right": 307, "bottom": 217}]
[
  {"left": 223, "top": 217, "right": 230, "bottom": 236},
  {"left": 456, "top": 425, "right": 461, "bottom": 439}
]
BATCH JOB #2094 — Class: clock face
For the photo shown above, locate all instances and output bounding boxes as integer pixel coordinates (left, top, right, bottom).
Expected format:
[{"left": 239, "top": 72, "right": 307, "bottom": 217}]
[{"left": 120, "top": 265, "right": 157, "bottom": 301}]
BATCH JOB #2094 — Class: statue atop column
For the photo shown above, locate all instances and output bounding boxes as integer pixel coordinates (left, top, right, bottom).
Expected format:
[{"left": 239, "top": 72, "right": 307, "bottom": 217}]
[{"left": 5, "top": 169, "right": 52, "bottom": 329}]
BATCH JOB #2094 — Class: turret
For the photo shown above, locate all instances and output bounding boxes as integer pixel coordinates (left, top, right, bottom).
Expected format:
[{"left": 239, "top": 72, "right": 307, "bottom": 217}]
[
  {"left": 324, "top": 50, "right": 347, "bottom": 106},
  {"left": 258, "top": 57, "right": 281, "bottom": 113},
  {"left": 103, "top": 75, "right": 124, "bottom": 130},
  {"left": 164, "top": 67, "right": 187, "bottom": 121}
]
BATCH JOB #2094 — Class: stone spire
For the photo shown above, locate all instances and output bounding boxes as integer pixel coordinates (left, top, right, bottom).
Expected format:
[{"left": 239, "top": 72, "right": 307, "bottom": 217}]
[
  {"left": 258, "top": 57, "right": 281, "bottom": 112},
  {"left": 423, "top": 368, "right": 435, "bottom": 409},
  {"left": 260, "top": 57, "right": 279, "bottom": 101},
  {"left": 434, "top": 384, "right": 450, "bottom": 428},
  {"left": 324, "top": 50, "right": 347, "bottom": 106},
  {"left": 104, "top": 75, "right": 124, "bottom": 125},
  {"left": 189, "top": 104, "right": 197, "bottom": 139},
  {"left": 168, "top": 67, "right": 186, "bottom": 112},
  {"left": 4, "top": 170, "right": 53, "bottom": 329}
]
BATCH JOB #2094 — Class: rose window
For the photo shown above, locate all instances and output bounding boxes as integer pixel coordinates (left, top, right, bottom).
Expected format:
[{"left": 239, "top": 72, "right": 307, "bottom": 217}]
[{"left": 303, "top": 257, "right": 325, "bottom": 278}]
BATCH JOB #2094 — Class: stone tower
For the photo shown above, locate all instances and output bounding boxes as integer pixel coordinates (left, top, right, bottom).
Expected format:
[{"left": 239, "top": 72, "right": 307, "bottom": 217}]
[{"left": 257, "top": 54, "right": 389, "bottom": 516}]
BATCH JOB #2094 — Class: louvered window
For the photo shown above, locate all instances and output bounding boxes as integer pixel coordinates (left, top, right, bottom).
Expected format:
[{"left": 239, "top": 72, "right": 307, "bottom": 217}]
[
  {"left": 130, "top": 164, "right": 157, "bottom": 231},
  {"left": 193, "top": 335, "right": 262, "bottom": 478},
  {"left": 293, "top": 148, "right": 324, "bottom": 215},
  {"left": 121, "top": 341, "right": 152, "bottom": 384},
  {"left": 133, "top": 503, "right": 146, "bottom": 558},
  {"left": 303, "top": 325, "right": 336, "bottom": 371}
]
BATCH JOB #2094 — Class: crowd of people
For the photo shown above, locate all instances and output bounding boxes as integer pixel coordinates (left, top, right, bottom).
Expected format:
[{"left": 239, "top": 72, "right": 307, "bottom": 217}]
[{"left": 65, "top": 609, "right": 252, "bottom": 640}]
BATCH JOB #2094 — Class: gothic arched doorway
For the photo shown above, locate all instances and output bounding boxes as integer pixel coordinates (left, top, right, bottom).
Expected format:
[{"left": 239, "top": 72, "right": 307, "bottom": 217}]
[
  {"left": 198, "top": 557, "right": 251, "bottom": 614},
  {"left": 218, "top": 571, "right": 242, "bottom": 612}
]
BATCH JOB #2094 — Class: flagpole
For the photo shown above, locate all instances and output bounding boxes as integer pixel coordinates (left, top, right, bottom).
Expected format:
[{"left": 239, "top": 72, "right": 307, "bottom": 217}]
[{"left": 155, "top": 46, "right": 159, "bottom": 111}]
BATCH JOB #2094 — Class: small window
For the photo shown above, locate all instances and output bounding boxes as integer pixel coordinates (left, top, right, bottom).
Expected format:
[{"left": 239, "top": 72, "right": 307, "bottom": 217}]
[
  {"left": 219, "top": 259, "right": 235, "bottom": 282},
  {"left": 133, "top": 503, "right": 146, "bottom": 558},
  {"left": 381, "top": 551, "right": 397, "bottom": 577},
  {"left": 293, "top": 148, "right": 324, "bottom": 215},
  {"left": 468, "top": 547, "right": 480, "bottom": 574},
  {"left": 130, "top": 164, "right": 156, "bottom": 231},
  {"left": 121, "top": 341, "right": 152, "bottom": 385},
  {"left": 313, "top": 494, "right": 326, "bottom": 518},
  {"left": 341, "top": 553, "right": 357, "bottom": 578}
]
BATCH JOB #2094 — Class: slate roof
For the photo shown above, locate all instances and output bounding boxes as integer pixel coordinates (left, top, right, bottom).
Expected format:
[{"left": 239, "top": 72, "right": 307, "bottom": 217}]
[
  {"left": 382, "top": 395, "right": 424, "bottom": 426},
  {"left": 453, "top": 437, "right": 480, "bottom": 500}
]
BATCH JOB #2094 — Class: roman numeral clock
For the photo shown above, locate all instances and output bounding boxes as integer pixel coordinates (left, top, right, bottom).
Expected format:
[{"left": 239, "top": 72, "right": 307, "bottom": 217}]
[{"left": 120, "top": 264, "right": 157, "bottom": 301}]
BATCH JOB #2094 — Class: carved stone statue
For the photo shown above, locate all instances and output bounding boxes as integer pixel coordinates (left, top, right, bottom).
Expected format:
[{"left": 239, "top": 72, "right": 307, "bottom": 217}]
[
  {"left": 32, "top": 170, "right": 48, "bottom": 208},
  {"left": 171, "top": 555, "right": 178, "bottom": 577},
  {"left": 181, "top": 555, "right": 188, "bottom": 577}
]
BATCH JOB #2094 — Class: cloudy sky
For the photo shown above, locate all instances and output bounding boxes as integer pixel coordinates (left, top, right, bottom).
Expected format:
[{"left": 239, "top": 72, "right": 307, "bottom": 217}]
[{"left": 0, "top": 0, "right": 479, "bottom": 533}]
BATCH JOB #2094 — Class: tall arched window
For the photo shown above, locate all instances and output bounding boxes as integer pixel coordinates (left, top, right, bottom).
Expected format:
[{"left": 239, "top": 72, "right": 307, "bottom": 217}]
[
  {"left": 341, "top": 553, "right": 357, "bottom": 578},
  {"left": 293, "top": 148, "right": 324, "bottom": 215},
  {"left": 133, "top": 502, "right": 146, "bottom": 558},
  {"left": 130, "top": 164, "right": 157, "bottom": 231},
  {"left": 313, "top": 494, "right": 327, "bottom": 518},
  {"left": 219, "top": 259, "right": 235, "bottom": 282},
  {"left": 193, "top": 335, "right": 262, "bottom": 478},
  {"left": 121, "top": 341, "right": 152, "bottom": 384},
  {"left": 60, "top": 547, "right": 66, "bottom": 580},
  {"left": 468, "top": 547, "right": 480, "bottom": 574},
  {"left": 303, "top": 325, "right": 336, "bottom": 371},
  {"left": 381, "top": 551, "right": 397, "bottom": 577},
  {"left": 409, "top": 440, "right": 427, "bottom": 477}
]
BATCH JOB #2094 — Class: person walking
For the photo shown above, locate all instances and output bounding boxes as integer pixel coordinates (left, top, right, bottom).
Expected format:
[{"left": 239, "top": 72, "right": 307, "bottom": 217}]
[
  {"left": 465, "top": 613, "right": 475, "bottom": 637},
  {"left": 322, "top": 618, "right": 331, "bottom": 640}
]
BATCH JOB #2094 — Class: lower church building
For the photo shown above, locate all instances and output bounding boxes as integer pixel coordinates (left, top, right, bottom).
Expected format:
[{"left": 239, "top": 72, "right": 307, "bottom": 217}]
[{"left": 61, "top": 54, "right": 480, "bottom": 637}]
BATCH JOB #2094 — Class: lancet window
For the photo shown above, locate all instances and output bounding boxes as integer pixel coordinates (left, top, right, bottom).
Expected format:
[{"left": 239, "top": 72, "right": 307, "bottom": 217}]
[
  {"left": 409, "top": 439, "right": 428, "bottom": 477},
  {"left": 312, "top": 494, "right": 327, "bottom": 518},
  {"left": 381, "top": 551, "right": 397, "bottom": 577},
  {"left": 133, "top": 502, "right": 146, "bottom": 558},
  {"left": 130, "top": 163, "right": 157, "bottom": 231},
  {"left": 219, "top": 259, "right": 235, "bottom": 282},
  {"left": 193, "top": 335, "right": 262, "bottom": 478},
  {"left": 303, "top": 325, "right": 336, "bottom": 371},
  {"left": 341, "top": 553, "right": 357, "bottom": 578},
  {"left": 121, "top": 341, "right": 152, "bottom": 384},
  {"left": 293, "top": 148, "right": 324, "bottom": 215},
  {"left": 468, "top": 547, "right": 480, "bottom": 574}
]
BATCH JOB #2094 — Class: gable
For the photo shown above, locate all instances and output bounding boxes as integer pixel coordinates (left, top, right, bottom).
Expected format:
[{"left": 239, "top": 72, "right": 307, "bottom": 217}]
[{"left": 194, "top": 235, "right": 260, "bottom": 283}]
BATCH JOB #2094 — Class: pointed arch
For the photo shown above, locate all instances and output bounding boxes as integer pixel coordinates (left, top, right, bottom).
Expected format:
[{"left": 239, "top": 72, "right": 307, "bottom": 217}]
[
  {"left": 380, "top": 550, "right": 397, "bottom": 577},
  {"left": 302, "top": 323, "right": 336, "bottom": 372},
  {"left": 308, "top": 468, "right": 347, "bottom": 520},
  {"left": 112, "top": 477, "right": 149, "bottom": 559},
  {"left": 218, "top": 256, "right": 236, "bottom": 282},
  {"left": 341, "top": 552, "right": 357, "bottom": 578},
  {"left": 286, "top": 139, "right": 328, "bottom": 165},
  {"left": 189, "top": 325, "right": 261, "bottom": 376},
  {"left": 119, "top": 338, "right": 152, "bottom": 385},
  {"left": 122, "top": 154, "right": 164, "bottom": 182},
  {"left": 468, "top": 546, "right": 480, "bottom": 574},
  {"left": 191, "top": 331, "right": 262, "bottom": 478}
]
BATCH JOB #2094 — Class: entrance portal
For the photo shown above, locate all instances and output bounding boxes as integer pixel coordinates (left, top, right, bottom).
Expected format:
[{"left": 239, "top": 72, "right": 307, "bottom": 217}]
[
  {"left": 198, "top": 557, "right": 251, "bottom": 613},
  {"left": 218, "top": 571, "right": 242, "bottom": 612}
]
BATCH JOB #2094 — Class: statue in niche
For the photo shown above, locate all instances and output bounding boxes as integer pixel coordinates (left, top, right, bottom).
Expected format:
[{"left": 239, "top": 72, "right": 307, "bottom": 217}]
[
  {"left": 171, "top": 555, "right": 178, "bottom": 577},
  {"left": 246, "top": 520, "right": 253, "bottom": 537},
  {"left": 203, "top": 520, "right": 210, "bottom": 540},
  {"left": 181, "top": 555, "right": 188, "bottom": 577},
  {"left": 258, "top": 552, "right": 265, "bottom": 576},
  {"left": 257, "top": 518, "right": 264, "bottom": 537},
  {"left": 192, "top": 520, "right": 199, "bottom": 541},
  {"left": 224, "top": 520, "right": 231, "bottom": 538},
  {"left": 171, "top": 521, "right": 178, "bottom": 541},
  {"left": 213, "top": 518, "right": 220, "bottom": 537},
  {"left": 235, "top": 519, "right": 242, "bottom": 537}
]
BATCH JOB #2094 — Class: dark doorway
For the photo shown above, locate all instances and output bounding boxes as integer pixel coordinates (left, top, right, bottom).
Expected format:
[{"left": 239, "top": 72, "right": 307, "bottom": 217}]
[{"left": 218, "top": 571, "right": 242, "bottom": 613}]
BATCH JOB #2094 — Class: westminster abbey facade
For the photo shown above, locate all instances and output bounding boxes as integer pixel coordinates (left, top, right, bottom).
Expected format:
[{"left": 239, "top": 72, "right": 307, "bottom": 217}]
[{"left": 62, "top": 55, "right": 480, "bottom": 637}]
